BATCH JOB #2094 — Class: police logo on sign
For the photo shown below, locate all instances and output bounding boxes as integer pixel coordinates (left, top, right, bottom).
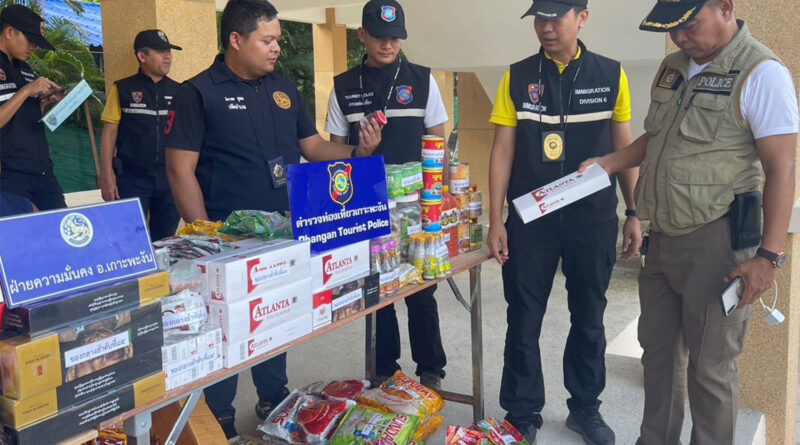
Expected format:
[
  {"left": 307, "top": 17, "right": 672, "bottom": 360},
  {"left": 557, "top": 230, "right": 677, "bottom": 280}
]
[
  {"left": 60, "top": 213, "right": 94, "bottom": 248},
  {"left": 328, "top": 162, "right": 354, "bottom": 207}
]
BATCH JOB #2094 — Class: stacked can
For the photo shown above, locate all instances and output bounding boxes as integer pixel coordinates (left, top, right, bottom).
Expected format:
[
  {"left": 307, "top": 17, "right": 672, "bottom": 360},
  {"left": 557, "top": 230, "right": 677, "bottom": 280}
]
[{"left": 420, "top": 135, "right": 445, "bottom": 233}]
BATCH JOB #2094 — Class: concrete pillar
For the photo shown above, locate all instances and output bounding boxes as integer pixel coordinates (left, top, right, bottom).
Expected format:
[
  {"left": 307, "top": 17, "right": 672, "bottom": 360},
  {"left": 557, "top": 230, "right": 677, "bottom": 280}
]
[
  {"left": 432, "top": 71, "right": 455, "bottom": 141},
  {"left": 312, "top": 8, "right": 348, "bottom": 138},
  {"left": 734, "top": 3, "right": 800, "bottom": 444},
  {"left": 456, "top": 72, "right": 493, "bottom": 196},
  {"left": 100, "top": 0, "right": 218, "bottom": 94}
]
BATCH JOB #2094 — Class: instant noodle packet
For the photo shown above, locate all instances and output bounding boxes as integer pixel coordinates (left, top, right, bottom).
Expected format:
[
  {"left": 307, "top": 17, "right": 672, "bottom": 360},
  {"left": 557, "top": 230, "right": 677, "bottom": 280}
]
[
  {"left": 330, "top": 405, "right": 419, "bottom": 445},
  {"left": 302, "top": 380, "right": 371, "bottom": 401},
  {"left": 357, "top": 371, "right": 444, "bottom": 419}
]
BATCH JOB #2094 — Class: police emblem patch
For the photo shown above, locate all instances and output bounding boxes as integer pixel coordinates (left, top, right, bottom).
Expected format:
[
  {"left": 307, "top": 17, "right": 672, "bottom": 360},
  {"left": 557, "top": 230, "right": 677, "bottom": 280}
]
[
  {"left": 273, "top": 162, "right": 285, "bottom": 179},
  {"left": 0, "top": 69, "right": 5, "bottom": 81},
  {"left": 396, "top": 85, "right": 413, "bottom": 105},
  {"left": 381, "top": 6, "right": 397, "bottom": 22},
  {"left": 273, "top": 91, "right": 292, "bottom": 109},
  {"left": 328, "top": 162, "right": 354, "bottom": 207},
  {"left": 132, "top": 91, "right": 143, "bottom": 103},
  {"left": 528, "top": 84, "right": 544, "bottom": 104},
  {"left": 657, "top": 68, "right": 682, "bottom": 90},
  {"left": 60, "top": 213, "right": 94, "bottom": 248}
]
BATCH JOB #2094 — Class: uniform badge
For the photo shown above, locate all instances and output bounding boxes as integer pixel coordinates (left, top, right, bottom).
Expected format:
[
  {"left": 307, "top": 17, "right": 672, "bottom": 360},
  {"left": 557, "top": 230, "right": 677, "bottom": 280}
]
[
  {"left": 273, "top": 91, "right": 292, "bottom": 109},
  {"left": 381, "top": 6, "right": 397, "bottom": 22},
  {"left": 132, "top": 91, "right": 143, "bottom": 103},
  {"left": 158, "top": 30, "right": 168, "bottom": 42},
  {"left": 328, "top": 162, "right": 354, "bottom": 207},
  {"left": 268, "top": 156, "right": 287, "bottom": 189},
  {"left": 0, "top": 69, "right": 5, "bottom": 82},
  {"left": 396, "top": 85, "right": 413, "bottom": 105},
  {"left": 657, "top": 68, "right": 682, "bottom": 90},
  {"left": 542, "top": 131, "right": 565, "bottom": 162},
  {"left": 528, "top": 84, "right": 544, "bottom": 104}
]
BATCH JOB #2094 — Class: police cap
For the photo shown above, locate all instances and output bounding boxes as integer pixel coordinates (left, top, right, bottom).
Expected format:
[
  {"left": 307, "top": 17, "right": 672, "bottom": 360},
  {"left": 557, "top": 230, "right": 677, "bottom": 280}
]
[
  {"left": 640, "top": 0, "right": 708, "bottom": 32},
  {"left": 0, "top": 5, "right": 54, "bottom": 51},
  {"left": 521, "top": 0, "right": 588, "bottom": 21}
]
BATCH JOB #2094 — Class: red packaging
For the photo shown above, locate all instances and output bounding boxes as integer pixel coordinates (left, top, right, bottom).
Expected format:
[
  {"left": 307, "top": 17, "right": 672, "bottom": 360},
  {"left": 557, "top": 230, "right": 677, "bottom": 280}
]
[
  {"left": 421, "top": 200, "right": 443, "bottom": 233},
  {"left": 422, "top": 167, "right": 444, "bottom": 200},
  {"left": 361, "top": 111, "right": 388, "bottom": 127},
  {"left": 302, "top": 379, "right": 370, "bottom": 400},
  {"left": 260, "top": 391, "right": 354, "bottom": 444}
]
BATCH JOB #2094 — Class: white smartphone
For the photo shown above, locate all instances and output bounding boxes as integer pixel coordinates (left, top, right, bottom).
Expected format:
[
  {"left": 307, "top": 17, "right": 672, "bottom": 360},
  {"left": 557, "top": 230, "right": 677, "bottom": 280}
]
[{"left": 720, "top": 277, "right": 744, "bottom": 317}]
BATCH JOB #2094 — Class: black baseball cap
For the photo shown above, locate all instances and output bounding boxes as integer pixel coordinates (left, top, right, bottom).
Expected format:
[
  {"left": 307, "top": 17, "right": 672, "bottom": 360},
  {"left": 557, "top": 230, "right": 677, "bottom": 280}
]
[
  {"left": 0, "top": 5, "right": 54, "bottom": 51},
  {"left": 640, "top": 0, "right": 708, "bottom": 32},
  {"left": 362, "top": 0, "right": 407, "bottom": 39},
  {"left": 521, "top": 0, "right": 588, "bottom": 20},
  {"left": 133, "top": 29, "right": 182, "bottom": 51}
]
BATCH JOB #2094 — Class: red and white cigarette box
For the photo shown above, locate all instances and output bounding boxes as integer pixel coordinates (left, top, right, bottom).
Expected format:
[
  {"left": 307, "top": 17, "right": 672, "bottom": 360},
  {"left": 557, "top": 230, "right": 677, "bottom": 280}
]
[
  {"left": 209, "top": 277, "right": 312, "bottom": 344},
  {"left": 222, "top": 313, "right": 312, "bottom": 368},
  {"left": 310, "top": 240, "right": 370, "bottom": 292},
  {"left": 312, "top": 290, "right": 332, "bottom": 331},
  {"left": 192, "top": 243, "right": 270, "bottom": 302},
  {"left": 512, "top": 163, "right": 611, "bottom": 224},
  {"left": 208, "top": 240, "right": 310, "bottom": 303}
]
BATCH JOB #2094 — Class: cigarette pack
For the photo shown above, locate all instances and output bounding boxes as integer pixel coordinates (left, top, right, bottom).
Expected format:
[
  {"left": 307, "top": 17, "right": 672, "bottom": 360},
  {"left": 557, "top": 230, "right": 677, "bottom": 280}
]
[
  {"left": 209, "top": 277, "right": 312, "bottom": 343},
  {"left": 222, "top": 314, "right": 312, "bottom": 368},
  {"left": 1, "top": 372, "right": 165, "bottom": 445},
  {"left": 164, "top": 347, "right": 223, "bottom": 391},
  {"left": 0, "top": 389, "right": 57, "bottom": 429},
  {"left": 313, "top": 273, "right": 380, "bottom": 324},
  {"left": 0, "top": 334, "right": 62, "bottom": 400},
  {"left": 310, "top": 241, "right": 370, "bottom": 292},
  {"left": 2, "top": 271, "right": 169, "bottom": 336},
  {"left": 208, "top": 240, "right": 310, "bottom": 303},
  {"left": 512, "top": 164, "right": 611, "bottom": 223},
  {"left": 162, "top": 326, "right": 222, "bottom": 366}
]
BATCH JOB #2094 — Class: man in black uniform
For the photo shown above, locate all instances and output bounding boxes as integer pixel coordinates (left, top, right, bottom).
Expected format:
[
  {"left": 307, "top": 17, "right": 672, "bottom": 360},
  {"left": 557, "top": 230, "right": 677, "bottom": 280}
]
[
  {"left": 325, "top": 0, "right": 450, "bottom": 390},
  {"left": 99, "top": 30, "right": 182, "bottom": 241},
  {"left": 0, "top": 5, "right": 66, "bottom": 211},
  {"left": 165, "top": 0, "right": 381, "bottom": 440},
  {"left": 486, "top": 0, "right": 640, "bottom": 443}
]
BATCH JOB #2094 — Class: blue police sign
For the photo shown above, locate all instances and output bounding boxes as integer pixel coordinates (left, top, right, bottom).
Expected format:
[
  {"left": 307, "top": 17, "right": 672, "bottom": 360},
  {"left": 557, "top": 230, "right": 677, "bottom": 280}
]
[
  {"left": 0, "top": 199, "right": 158, "bottom": 308},
  {"left": 288, "top": 156, "right": 391, "bottom": 254}
]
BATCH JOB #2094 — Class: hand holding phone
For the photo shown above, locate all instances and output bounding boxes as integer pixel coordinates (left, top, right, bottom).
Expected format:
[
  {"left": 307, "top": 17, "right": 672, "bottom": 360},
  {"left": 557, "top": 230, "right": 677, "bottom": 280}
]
[{"left": 720, "top": 277, "right": 744, "bottom": 317}]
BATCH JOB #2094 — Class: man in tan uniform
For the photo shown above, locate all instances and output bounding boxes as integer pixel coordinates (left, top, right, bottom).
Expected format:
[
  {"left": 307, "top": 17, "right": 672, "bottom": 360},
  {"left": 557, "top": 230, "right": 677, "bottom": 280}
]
[{"left": 582, "top": 0, "right": 798, "bottom": 443}]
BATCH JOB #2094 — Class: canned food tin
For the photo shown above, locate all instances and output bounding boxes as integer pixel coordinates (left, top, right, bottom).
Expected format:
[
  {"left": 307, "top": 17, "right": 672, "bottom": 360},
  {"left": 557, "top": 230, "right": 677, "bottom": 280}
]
[
  {"left": 449, "top": 163, "right": 470, "bottom": 195},
  {"left": 421, "top": 199, "right": 442, "bottom": 233}
]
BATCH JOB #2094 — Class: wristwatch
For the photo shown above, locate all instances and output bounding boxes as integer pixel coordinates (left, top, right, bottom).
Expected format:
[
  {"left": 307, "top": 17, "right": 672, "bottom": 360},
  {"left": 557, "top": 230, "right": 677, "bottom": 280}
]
[
  {"left": 755, "top": 247, "right": 787, "bottom": 269},
  {"left": 624, "top": 209, "right": 637, "bottom": 218}
]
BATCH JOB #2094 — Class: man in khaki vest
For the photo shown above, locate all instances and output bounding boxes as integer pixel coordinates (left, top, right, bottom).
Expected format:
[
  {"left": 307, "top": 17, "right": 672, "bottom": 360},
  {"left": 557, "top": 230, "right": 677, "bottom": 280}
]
[{"left": 582, "top": 0, "right": 798, "bottom": 443}]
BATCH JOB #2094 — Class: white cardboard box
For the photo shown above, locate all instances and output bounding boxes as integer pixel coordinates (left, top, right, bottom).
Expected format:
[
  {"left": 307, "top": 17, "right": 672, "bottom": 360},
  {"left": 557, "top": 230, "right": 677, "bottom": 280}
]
[
  {"left": 310, "top": 240, "right": 370, "bottom": 292},
  {"left": 209, "top": 277, "right": 312, "bottom": 343},
  {"left": 192, "top": 243, "right": 274, "bottom": 302},
  {"left": 165, "top": 350, "right": 223, "bottom": 391},
  {"left": 209, "top": 240, "right": 310, "bottom": 303},
  {"left": 512, "top": 163, "right": 611, "bottom": 223},
  {"left": 222, "top": 313, "right": 312, "bottom": 368}
]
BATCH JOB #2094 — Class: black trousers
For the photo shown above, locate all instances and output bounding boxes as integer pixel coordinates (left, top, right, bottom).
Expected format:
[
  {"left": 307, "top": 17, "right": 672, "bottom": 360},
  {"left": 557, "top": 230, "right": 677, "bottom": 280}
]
[
  {"left": 376, "top": 284, "right": 447, "bottom": 378},
  {"left": 500, "top": 215, "right": 617, "bottom": 429},
  {"left": 0, "top": 169, "right": 65, "bottom": 210},
  {"left": 117, "top": 168, "right": 179, "bottom": 241}
]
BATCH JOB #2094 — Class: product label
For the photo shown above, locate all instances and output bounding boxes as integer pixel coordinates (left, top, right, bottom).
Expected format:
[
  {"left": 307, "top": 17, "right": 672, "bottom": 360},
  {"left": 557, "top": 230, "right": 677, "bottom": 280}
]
[
  {"left": 162, "top": 307, "right": 207, "bottom": 331},
  {"left": 64, "top": 331, "right": 131, "bottom": 367},
  {"left": 332, "top": 288, "right": 363, "bottom": 311},
  {"left": 250, "top": 295, "right": 299, "bottom": 333},
  {"left": 248, "top": 258, "right": 290, "bottom": 292},
  {"left": 407, "top": 224, "right": 422, "bottom": 236}
]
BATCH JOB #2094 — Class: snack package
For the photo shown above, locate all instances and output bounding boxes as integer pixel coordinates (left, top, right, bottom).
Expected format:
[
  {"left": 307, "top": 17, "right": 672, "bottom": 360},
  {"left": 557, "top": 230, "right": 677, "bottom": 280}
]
[
  {"left": 398, "top": 263, "right": 423, "bottom": 287},
  {"left": 329, "top": 405, "right": 419, "bottom": 445},
  {"left": 166, "top": 259, "right": 205, "bottom": 293},
  {"left": 178, "top": 220, "right": 239, "bottom": 242},
  {"left": 96, "top": 425, "right": 127, "bottom": 445},
  {"left": 357, "top": 371, "right": 444, "bottom": 420},
  {"left": 219, "top": 210, "right": 292, "bottom": 241},
  {"left": 413, "top": 414, "right": 444, "bottom": 441},
  {"left": 498, "top": 420, "right": 529, "bottom": 445},
  {"left": 302, "top": 380, "right": 371, "bottom": 401},
  {"left": 260, "top": 391, "right": 354, "bottom": 444},
  {"left": 472, "top": 419, "right": 529, "bottom": 445},
  {"left": 153, "top": 235, "right": 230, "bottom": 264},
  {"left": 161, "top": 290, "right": 207, "bottom": 338},
  {"left": 446, "top": 426, "right": 490, "bottom": 445}
]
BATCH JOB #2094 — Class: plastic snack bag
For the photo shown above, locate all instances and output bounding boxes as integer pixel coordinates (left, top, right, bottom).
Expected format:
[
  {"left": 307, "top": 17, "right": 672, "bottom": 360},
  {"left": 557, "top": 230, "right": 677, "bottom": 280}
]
[
  {"left": 260, "top": 391, "right": 354, "bottom": 444},
  {"left": 330, "top": 405, "right": 419, "bottom": 445},
  {"left": 302, "top": 380, "right": 371, "bottom": 400},
  {"left": 412, "top": 414, "right": 444, "bottom": 441},
  {"left": 357, "top": 371, "right": 444, "bottom": 420},
  {"left": 220, "top": 210, "right": 292, "bottom": 240}
]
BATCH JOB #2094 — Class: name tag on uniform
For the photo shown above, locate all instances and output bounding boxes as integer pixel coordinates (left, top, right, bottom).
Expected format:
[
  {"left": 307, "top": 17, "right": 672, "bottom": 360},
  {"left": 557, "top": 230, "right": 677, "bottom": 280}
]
[
  {"left": 268, "top": 156, "right": 287, "bottom": 189},
  {"left": 693, "top": 73, "right": 737, "bottom": 95},
  {"left": 542, "top": 131, "right": 565, "bottom": 163}
]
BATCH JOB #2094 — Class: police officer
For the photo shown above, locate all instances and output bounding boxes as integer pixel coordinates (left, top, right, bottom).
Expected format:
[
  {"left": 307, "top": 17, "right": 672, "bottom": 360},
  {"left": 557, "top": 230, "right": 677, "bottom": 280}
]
[
  {"left": 165, "top": 0, "right": 381, "bottom": 440},
  {"left": 325, "top": 0, "right": 450, "bottom": 390},
  {"left": 487, "top": 0, "right": 640, "bottom": 443},
  {"left": 583, "top": 0, "right": 798, "bottom": 443},
  {"left": 99, "top": 30, "right": 181, "bottom": 240},
  {"left": 0, "top": 5, "right": 66, "bottom": 211}
]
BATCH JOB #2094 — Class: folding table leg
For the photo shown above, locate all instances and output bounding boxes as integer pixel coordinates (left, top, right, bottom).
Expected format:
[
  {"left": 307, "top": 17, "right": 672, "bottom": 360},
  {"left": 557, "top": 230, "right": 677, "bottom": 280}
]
[
  {"left": 365, "top": 312, "right": 377, "bottom": 382},
  {"left": 124, "top": 412, "right": 152, "bottom": 445},
  {"left": 470, "top": 265, "right": 485, "bottom": 422}
]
